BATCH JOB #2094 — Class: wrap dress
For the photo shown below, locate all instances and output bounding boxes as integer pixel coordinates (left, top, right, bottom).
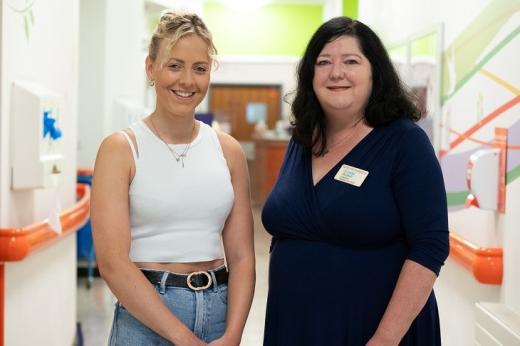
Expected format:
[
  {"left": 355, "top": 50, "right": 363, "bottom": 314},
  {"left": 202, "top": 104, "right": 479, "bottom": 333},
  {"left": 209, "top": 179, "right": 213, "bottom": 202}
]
[{"left": 262, "top": 118, "right": 449, "bottom": 345}]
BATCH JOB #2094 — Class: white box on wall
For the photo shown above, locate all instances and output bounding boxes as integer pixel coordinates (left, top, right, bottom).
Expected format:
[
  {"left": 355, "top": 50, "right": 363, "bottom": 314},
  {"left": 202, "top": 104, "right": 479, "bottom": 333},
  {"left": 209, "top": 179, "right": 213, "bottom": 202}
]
[
  {"left": 10, "top": 80, "right": 64, "bottom": 190},
  {"left": 466, "top": 148, "right": 500, "bottom": 211}
]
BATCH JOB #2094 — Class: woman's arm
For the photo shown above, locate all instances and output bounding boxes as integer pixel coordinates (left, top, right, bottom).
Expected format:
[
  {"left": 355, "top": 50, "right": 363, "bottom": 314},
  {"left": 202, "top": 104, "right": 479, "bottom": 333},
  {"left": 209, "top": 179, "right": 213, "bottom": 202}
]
[
  {"left": 367, "top": 125, "right": 449, "bottom": 345},
  {"left": 366, "top": 260, "right": 436, "bottom": 345},
  {"left": 91, "top": 133, "right": 204, "bottom": 346},
  {"left": 210, "top": 132, "right": 255, "bottom": 346}
]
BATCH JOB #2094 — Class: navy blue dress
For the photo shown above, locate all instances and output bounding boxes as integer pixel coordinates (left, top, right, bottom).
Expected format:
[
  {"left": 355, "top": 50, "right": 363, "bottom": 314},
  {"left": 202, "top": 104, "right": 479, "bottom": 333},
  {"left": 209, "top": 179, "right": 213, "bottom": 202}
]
[{"left": 262, "top": 118, "right": 449, "bottom": 346}]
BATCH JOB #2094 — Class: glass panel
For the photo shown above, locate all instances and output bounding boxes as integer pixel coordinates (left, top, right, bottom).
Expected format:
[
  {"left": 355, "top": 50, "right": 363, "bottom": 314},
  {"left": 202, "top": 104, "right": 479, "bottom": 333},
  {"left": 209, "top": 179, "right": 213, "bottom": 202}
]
[{"left": 246, "top": 102, "right": 267, "bottom": 124}]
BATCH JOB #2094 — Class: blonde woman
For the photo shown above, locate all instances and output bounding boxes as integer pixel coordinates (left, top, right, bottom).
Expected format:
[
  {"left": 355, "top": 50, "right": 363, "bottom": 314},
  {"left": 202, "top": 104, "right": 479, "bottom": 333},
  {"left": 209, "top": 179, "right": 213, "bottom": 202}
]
[{"left": 91, "top": 12, "right": 255, "bottom": 346}]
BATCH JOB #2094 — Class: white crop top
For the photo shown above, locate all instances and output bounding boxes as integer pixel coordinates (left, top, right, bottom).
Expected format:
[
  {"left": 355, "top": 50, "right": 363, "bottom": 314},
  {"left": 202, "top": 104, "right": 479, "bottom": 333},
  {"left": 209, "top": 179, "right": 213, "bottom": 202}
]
[{"left": 121, "top": 120, "right": 234, "bottom": 263}]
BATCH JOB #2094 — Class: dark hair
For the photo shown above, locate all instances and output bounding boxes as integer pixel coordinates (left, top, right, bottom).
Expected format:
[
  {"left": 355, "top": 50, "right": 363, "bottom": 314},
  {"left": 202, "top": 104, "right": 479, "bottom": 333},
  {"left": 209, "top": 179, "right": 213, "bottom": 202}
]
[{"left": 291, "top": 16, "right": 421, "bottom": 156}]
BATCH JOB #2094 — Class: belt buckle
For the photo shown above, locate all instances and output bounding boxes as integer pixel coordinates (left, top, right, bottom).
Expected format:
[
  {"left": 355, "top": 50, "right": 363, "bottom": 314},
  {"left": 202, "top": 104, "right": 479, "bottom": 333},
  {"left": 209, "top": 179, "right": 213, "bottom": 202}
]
[{"left": 187, "top": 271, "right": 212, "bottom": 291}]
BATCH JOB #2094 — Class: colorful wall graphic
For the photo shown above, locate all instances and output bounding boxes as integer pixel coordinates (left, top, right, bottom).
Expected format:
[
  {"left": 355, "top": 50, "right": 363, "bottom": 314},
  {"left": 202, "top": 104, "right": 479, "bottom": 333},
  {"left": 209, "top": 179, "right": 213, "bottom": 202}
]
[{"left": 439, "top": 0, "right": 520, "bottom": 209}]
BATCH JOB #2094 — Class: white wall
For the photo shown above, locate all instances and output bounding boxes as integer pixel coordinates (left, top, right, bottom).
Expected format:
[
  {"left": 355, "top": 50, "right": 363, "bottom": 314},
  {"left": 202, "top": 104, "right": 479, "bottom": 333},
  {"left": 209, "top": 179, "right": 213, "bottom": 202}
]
[
  {"left": 77, "top": 0, "right": 106, "bottom": 170},
  {"left": 359, "top": 0, "right": 520, "bottom": 344},
  {"left": 77, "top": 0, "right": 146, "bottom": 169},
  {"left": 434, "top": 258, "right": 501, "bottom": 345},
  {"left": 503, "top": 178, "right": 520, "bottom": 312},
  {"left": 104, "top": 0, "right": 147, "bottom": 133},
  {"left": 147, "top": 0, "right": 204, "bottom": 15},
  {"left": 5, "top": 237, "right": 77, "bottom": 346},
  {"left": 1, "top": 0, "right": 79, "bottom": 227},
  {"left": 323, "top": 0, "right": 342, "bottom": 21},
  {"left": 359, "top": 0, "right": 489, "bottom": 47},
  {"left": 1, "top": 0, "right": 80, "bottom": 344}
]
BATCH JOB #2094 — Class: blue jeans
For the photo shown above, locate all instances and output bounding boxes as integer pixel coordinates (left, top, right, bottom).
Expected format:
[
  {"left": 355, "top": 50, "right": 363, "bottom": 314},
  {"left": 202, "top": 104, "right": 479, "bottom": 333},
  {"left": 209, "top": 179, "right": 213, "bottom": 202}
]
[{"left": 108, "top": 268, "right": 228, "bottom": 345}]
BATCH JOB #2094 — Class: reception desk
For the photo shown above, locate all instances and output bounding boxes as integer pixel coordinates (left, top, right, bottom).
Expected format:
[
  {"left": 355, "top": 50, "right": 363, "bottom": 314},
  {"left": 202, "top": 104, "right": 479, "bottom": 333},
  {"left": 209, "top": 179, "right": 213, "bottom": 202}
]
[{"left": 252, "top": 136, "right": 289, "bottom": 205}]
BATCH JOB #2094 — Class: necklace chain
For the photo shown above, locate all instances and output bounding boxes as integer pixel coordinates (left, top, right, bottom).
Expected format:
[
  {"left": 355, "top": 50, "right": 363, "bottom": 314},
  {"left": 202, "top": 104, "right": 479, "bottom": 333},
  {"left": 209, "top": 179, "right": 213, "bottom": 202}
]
[
  {"left": 321, "top": 117, "right": 364, "bottom": 157},
  {"left": 149, "top": 116, "right": 196, "bottom": 168}
]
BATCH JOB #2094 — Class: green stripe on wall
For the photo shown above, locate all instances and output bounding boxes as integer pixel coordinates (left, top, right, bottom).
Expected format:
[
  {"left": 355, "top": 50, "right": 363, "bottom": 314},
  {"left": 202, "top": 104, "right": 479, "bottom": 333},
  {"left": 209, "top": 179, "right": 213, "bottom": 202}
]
[
  {"left": 343, "top": 0, "right": 358, "bottom": 19},
  {"left": 447, "top": 191, "right": 469, "bottom": 207},
  {"left": 506, "top": 164, "right": 520, "bottom": 184},
  {"left": 441, "top": 25, "right": 520, "bottom": 104},
  {"left": 203, "top": 3, "right": 322, "bottom": 56},
  {"left": 441, "top": 0, "right": 520, "bottom": 102}
]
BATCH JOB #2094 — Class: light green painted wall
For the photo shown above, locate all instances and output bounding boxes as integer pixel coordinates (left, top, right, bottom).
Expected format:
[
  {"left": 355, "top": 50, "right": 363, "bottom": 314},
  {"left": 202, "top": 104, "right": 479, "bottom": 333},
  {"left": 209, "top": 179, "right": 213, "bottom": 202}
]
[
  {"left": 411, "top": 33, "right": 437, "bottom": 58},
  {"left": 203, "top": 3, "right": 323, "bottom": 56},
  {"left": 388, "top": 44, "right": 408, "bottom": 60},
  {"left": 343, "top": 0, "right": 358, "bottom": 19}
]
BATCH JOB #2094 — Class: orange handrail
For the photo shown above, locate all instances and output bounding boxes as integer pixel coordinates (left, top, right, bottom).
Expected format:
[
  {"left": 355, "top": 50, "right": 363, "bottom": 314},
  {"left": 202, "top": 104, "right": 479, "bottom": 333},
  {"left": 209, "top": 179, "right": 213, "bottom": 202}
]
[
  {"left": 449, "top": 232, "right": 503, "bottom": 285},
  {"left": 0, "top": 264, "right": 4, "bottom": 346},
  {"left": 0, "top": 184, "right": 90, "bottom": 262}
]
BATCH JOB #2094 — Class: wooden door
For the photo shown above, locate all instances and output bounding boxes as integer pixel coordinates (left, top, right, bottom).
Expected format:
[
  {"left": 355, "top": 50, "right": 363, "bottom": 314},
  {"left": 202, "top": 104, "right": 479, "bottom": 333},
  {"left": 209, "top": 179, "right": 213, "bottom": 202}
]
[{"left": 209, "top": 85, "right": 281, "bottom": 141}]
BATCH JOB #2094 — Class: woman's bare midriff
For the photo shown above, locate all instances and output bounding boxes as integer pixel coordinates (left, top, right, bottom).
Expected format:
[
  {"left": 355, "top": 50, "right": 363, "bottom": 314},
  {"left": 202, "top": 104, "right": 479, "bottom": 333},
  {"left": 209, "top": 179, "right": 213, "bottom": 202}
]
[{"left": 135, "top": 258, "right": 225, "bottom": 274}]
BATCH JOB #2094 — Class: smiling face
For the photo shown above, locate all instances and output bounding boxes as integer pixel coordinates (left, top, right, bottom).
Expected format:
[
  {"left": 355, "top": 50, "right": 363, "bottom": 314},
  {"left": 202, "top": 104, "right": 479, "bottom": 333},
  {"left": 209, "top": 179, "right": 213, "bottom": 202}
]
[
  {"left": 146, "top": 34, "right": 211, "bottom": 118},
  {"left": 312, "top": 35, "right": 373, "bottom": 120}
]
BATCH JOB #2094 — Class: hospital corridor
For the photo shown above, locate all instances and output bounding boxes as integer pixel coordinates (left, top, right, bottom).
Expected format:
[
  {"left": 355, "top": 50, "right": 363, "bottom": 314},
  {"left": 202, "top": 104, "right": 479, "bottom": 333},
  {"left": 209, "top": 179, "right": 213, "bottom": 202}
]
[{"left": 1, "top": 0, "right": 519, "bottom": 345}]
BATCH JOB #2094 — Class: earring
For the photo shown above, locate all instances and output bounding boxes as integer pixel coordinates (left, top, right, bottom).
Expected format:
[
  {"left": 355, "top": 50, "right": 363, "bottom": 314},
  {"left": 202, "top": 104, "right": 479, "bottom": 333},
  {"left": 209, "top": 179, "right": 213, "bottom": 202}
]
[{"left": 148, "top": 79, "right": 155, "bottom": 87}]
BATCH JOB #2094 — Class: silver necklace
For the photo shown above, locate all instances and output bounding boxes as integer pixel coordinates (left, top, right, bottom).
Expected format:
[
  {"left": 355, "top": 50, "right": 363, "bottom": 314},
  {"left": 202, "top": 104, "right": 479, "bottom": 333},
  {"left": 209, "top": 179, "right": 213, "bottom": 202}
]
[{"left": 149, "top": 117, "right": 196, "bottom": 168}]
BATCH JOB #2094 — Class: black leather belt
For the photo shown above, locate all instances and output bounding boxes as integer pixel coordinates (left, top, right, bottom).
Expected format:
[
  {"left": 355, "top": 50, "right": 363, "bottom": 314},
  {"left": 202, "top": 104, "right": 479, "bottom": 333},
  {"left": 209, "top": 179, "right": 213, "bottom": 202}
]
[{"left": 141, "top": 267, "right": 228, "bottom": 291}]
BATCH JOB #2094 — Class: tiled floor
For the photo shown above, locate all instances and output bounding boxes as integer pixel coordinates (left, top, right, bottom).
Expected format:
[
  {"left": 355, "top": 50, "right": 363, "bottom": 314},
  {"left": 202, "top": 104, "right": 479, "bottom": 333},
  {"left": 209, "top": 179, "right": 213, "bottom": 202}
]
[{"left": 76, "top": 207, "right": 271, "bottom": 346}]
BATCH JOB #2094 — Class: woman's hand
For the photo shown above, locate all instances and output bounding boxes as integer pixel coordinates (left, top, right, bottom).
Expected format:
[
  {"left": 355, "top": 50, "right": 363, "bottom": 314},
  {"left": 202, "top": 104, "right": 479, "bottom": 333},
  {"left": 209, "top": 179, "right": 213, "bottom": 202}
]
[
  {"left": 206, "top": 339, "right": 226, "bottom": 346},
  {"left": 206, "top": 334, "right": 239, "bottom": 346},
  {"left": 182, "top": 338, "right": 207, "bottom": 346},
  {"left": 174, "top": 330, "right": 207, "bottom": 346}
]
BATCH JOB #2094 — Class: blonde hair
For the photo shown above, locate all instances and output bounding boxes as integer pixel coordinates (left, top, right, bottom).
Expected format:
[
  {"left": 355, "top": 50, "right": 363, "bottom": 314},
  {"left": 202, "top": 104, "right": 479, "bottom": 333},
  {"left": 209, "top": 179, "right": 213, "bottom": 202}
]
[{"left": 148, "top": 11, "right": 217, "bottom": 65}]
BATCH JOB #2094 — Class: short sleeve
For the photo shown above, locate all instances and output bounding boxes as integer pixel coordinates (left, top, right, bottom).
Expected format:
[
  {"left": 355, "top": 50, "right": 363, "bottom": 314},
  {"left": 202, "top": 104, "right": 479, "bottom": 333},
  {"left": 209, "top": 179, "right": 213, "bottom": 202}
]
[{"left": 392, "top": 125, "right": 450, "bottom": 276}]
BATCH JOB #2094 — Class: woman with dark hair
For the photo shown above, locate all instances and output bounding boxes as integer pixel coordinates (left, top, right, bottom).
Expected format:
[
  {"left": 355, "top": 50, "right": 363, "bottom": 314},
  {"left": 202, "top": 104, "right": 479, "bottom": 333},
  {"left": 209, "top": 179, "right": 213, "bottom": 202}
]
[{"left": 262, "top": 17, "right": 449, "bottom": 345}]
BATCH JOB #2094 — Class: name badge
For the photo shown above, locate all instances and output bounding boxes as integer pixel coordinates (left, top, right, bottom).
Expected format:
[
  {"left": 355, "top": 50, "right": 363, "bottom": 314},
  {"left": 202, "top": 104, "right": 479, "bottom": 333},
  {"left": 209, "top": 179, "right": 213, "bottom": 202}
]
[{"left": 334, "top": 164, "right": 369, "bottom": 187}]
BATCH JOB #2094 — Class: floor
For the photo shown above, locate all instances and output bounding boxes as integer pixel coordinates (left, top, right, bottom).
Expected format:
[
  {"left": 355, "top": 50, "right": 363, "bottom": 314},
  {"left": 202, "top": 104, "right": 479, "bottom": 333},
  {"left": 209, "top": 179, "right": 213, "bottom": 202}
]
[{"left": 76, "top": 207, "right": 271, "bottom": 346}]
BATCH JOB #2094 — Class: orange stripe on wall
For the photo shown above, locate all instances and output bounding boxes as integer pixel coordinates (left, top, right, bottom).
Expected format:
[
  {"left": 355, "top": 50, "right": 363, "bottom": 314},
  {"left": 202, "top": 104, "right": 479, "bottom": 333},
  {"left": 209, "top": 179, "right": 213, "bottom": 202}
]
[
  {"left": 448, "top": 129, "right": 520, "bottom": 149},
  {"left": 448, "top": 94, "right": 520, "bottom": 153}
]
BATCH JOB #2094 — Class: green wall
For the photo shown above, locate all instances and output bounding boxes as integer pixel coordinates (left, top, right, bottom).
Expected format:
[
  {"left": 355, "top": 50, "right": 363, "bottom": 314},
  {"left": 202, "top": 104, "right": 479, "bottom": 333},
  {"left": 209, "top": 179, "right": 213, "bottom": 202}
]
[
  {"left": 343, "top": 0, "right": 358, "bottom": 19},
  {"left": 411, "top": 33, "right": 437, "bottom": 58},
  {"left": 203, "top": 3, "right": 323, "bottom": 56}
]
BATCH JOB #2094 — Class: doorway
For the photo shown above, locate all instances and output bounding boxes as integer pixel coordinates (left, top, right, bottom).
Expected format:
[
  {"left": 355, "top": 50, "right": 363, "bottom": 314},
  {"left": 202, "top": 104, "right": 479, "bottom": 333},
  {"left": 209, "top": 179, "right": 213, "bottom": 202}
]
[{"left": 209, "top": 84, "right": 281, "bottom": 141}]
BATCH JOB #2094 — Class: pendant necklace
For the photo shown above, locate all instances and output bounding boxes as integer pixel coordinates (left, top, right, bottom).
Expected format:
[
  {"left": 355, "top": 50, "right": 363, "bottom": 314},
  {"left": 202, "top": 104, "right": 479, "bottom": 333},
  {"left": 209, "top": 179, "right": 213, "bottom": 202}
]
[{"left": 149, "top": 116, "right": 196, "bottom": 168}]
